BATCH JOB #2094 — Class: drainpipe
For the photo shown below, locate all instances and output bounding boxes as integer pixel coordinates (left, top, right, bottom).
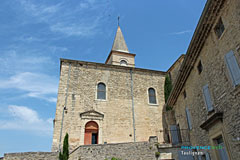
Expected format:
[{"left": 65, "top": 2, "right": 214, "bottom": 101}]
[
  {"left": 59, "top": 63, "right": 71, "bottom": 152},
  {"left": 130, "top": 69, "right": 136, "bottom": 142}
]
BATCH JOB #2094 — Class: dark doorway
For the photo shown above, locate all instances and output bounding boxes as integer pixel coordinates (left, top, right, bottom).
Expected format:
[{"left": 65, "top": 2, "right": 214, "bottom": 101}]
[{"left": 92, "top": 133, "right": 98, "bottom": 144}]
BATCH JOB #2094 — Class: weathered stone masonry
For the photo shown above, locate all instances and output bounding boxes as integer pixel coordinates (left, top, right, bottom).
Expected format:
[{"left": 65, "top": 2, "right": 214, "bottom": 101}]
[
  {"left": 3, "top": 152, "right": 58, "bottom": 160},
  {"left": 52, "top": 59, "right": 167, "bottom": 152},
  {"left": 166, "top": 0, "right": 240, "bottom": 159},
  {"left": 69, "top": 137, "right": 180, "bottom": 160}
]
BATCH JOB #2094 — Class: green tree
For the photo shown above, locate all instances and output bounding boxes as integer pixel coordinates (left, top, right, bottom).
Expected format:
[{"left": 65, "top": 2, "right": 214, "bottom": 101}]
[
  {"left": 164, "top": 74, "right": 173, "bottom": 110},
  {"left": 59, "top": 133, "right": 69, "bottom": 160}
]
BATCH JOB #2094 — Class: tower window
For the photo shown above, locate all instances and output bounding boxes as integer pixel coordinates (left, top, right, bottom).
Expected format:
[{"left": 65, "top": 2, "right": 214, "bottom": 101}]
[
  {"left": 97, "top": 83, "right": 106, "bottom": 100},
  {"left": 72, "top": 94, "right": 76, "bottom": 101},
  {"left": 214, "top": 18, "right": 225, "bottom": 39},
  {"left": 120, "top": 60, "right": 128, "bottom": 66},
  {"left": 197, "top": 60, "right": 203, "bottom": 74},
  {"left": 148, "top": 88, "right": 157, "bottom": 104}
]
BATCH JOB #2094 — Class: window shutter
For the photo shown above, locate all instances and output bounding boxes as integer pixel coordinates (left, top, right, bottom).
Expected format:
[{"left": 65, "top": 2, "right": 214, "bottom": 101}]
[
  {"left": 225, "top": 50, "right": 240, "bottom": 86},
  {"left": 197, "top": 155, "right": 202, "bottom": 160},
  {"left": 203, "top": 85, "right": 214, "bottom": 112},
  {"left": 170, "top": 125, "right": 179, "bottom": 145},
  {"left": 185, "top": 108, "right": 192, "bottom": 130},
  {"left": 205, "top": 152, "right": 211, "bottom": 160},
  {"left": 218, "top": 143, "right": 229, "bottom": 160}
]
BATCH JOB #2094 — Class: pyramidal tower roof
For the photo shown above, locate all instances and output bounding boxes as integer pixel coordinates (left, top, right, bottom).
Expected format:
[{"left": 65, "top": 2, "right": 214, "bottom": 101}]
[
  {"left": 111, "top": 26, "right": 129, "bottom": 53},
  {"left": 105, "top": 25, "right": 135, "bottom": 67}
]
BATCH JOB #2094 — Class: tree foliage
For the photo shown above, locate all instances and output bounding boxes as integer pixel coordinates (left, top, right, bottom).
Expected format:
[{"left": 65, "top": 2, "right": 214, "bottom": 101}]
[
  {"left": 59, "top": 133, "right": 69, "bottom": 160},
  {"left": 164, "top": 74, "right": 172, "bottom": 103}
]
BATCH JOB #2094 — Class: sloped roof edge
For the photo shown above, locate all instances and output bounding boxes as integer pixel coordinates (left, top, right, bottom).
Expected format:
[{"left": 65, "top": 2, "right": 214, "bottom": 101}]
[{"left": 167, "top": 0, "right": 226, "bottom": 107}]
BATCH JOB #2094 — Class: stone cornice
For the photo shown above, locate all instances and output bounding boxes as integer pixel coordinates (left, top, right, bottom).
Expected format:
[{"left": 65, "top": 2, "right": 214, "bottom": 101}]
[
  {"left": 60, "top": 58, "right": 166, "bottom": 75},
  {"left": 200, "top": 112, "right": 223, "bottom": 130},
  {"left": 80, "top": 110, "right": 104, "bottom": 120},
  {"left": 167, "top": 0, "right": 226, "bottom": 107},
  {"left": 167, "top": 54, "right": 185, "bottom": 73}
]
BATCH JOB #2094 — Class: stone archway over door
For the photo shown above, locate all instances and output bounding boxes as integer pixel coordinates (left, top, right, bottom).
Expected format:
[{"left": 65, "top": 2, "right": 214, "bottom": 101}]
[{"left": 84, "top": 121, "right": 99, "bottom": 145}]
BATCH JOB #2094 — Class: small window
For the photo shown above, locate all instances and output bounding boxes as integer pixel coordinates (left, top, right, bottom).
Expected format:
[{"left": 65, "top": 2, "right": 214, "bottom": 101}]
[
  {"left": 214, "top": 18, "right": 225, "bottom": 39},
  {"left": 148, "top": 88, "right": 157, "bottom": 104},
  {"left": 97, "top": 83, "right": 106, "bottom": 100},
  {"left": 197, "top": 60, "right": 203, "bottom": 74},
  {"left": 183, "top": 90, "right": 187, "bottom": 99},
  {"left": 120, "top": 60, "right": 128, "bottom": 66}
]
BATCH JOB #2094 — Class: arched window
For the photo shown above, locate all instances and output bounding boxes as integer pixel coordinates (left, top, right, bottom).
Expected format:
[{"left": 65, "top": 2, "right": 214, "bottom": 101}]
[
  {"left": 120, "top": 60, "right": 128, "bottom": 66},
  {"left": 97, "top": 83, "right": 106, "bottom": 100},
  {"left": 148, "top": 88, "right": 157, "bottom": 104}
]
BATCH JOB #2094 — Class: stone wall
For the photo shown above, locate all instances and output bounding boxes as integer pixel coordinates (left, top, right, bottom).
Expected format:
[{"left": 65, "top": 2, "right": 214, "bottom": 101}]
[
  {"left": 168, "top": 55, "right": 185, "bottom": 86},
  {"left": 69, "top": 137, "right": 180, "bottom": 160},
  {"left": 52, "top": 60, "right": 166, "bottom": 152},
  {"left": 168, "top": 0, "right": 240, "bottom": 159},
  {"left": 3, "top": 152, "right": 58, "bottom": 160}
]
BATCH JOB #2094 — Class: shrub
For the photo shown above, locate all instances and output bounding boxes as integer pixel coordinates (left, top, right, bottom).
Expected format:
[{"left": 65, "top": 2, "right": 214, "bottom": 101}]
[
  {"left": 164, "top": 75, "right": 173, "bottom": 111},
  {"left": 155, "top": 152, "right": 160, "bottom": 158},
  {"left": 164, "top": 75, "right": 172, "bottom": 103},
  {"left": 111, "top": 158, "right": 121, "bottom": 160},
  {"left": 59, "top": 133, "right": 69, "bottom": 160}
]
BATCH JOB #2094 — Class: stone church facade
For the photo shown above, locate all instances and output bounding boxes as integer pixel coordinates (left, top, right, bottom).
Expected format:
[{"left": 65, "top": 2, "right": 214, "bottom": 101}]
[
  {"left": 52, "top": 26, "right": 171, "bottom": 152},
  {"left": 52, "top": 1, "right": 240, "bottom": 159},
  {"left": 1, "top": 0, "right": 237, "bottom": 159},
  {"left": 1, "top": 0, "right": 239, "bottom": 159}
]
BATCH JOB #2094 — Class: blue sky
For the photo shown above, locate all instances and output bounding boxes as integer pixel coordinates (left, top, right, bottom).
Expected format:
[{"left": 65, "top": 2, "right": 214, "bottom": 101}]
[{"left": 0, "top": 0, "right": 206, "bottom": 156}]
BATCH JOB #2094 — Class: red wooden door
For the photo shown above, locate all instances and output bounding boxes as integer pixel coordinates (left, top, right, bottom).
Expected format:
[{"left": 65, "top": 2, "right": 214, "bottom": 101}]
[{"left": 84, "top": 121, "right": 98, "bottom": 145}]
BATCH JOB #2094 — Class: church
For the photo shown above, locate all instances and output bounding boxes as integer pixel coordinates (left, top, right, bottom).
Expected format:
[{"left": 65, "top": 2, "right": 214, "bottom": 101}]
[
  {"left": 51, "top": 25, "right": 176, "bottom": 152},
  {"left": 2, "top": 0, "right": 239, "bottom": 159}
]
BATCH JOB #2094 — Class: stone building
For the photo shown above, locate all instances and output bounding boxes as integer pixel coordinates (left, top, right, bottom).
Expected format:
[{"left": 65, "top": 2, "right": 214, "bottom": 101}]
[
  {"left": 52, "top": 26, "right": 170, "bottom": 152},
  {"left": 165, "top": 0, "right": 240, "bottom": 160},
  {"left": 2, "top": 0, "right": 237, "bottom": 159},
  {"left": 167, "top": 54, "right": 185, "bottom": 86}
]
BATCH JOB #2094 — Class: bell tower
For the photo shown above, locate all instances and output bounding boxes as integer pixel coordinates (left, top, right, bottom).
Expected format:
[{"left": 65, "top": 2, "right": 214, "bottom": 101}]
[{"left": 105, "top": 26, "right": 135, "bottom": 67}]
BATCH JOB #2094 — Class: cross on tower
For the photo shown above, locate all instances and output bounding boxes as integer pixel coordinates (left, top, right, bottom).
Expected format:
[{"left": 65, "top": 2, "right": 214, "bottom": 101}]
[{"left": 118, "top": 16, "right": 120, "bottom": 26}]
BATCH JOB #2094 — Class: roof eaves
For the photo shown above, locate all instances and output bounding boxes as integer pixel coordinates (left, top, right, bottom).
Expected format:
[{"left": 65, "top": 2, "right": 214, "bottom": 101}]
[
  {"left": 60, "top": 58, "right": 166, "bottom": 75},
  {"left": 166, "top": 0, "right": 226, "bottom": 107}
]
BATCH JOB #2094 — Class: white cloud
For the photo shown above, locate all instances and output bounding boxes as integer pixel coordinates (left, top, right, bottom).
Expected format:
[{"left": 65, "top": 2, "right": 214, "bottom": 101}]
[
  {"left": 170, "top": 30, "right": 192, "bottom": 35},
  {"left": 17, "top": 0, "right": 110, "bottom": 37},
  {"left": 0, "top": 105, "right": 53, "bottom": 135},
  {"left": 49, "top": 46, "right": 69, "bottom": 53},
  {"left": 9, "top": 105, "right": 40, "bottom": 123},
  {"left": 19, "top": 0, "right": 62, "bottom": 18},
  {"left": 0, "top": 50, "right": 56, "bottom": 74},
  {"left": 50, "top": 22, "right": 98, "bottom": 37},
  {"left": 16, "top": 36, "right": 42, "bottom": 42},
  {"left": 0, "top": 72, "right": 58, "bottom": 103}
]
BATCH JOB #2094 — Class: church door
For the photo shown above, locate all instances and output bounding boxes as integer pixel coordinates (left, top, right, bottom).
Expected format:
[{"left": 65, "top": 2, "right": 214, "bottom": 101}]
[{"left": 84, "top": 121, "right": 99, "bottom": 145}]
